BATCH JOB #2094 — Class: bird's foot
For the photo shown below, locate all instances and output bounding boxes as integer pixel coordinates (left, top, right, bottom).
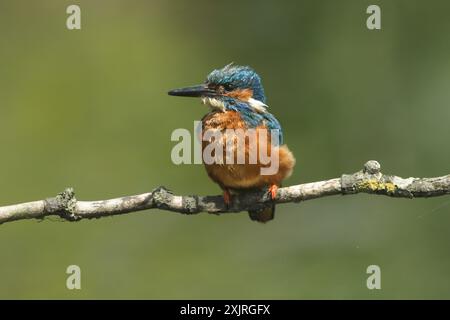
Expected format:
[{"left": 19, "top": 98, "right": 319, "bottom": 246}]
[
  {"left": 268, "top": 184, "right": 278, "bottom": 200},
  {"left": 223, "top": 189, "right": 232, "bottom": 206}
]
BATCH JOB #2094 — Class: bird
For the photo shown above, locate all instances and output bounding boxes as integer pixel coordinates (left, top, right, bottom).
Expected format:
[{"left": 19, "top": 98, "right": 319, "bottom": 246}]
[{"left": 168, "top": 63, "right": 295, "bottom": 222}]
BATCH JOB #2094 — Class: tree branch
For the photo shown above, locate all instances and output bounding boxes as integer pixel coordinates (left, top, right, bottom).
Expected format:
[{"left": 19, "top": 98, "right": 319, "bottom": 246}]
[{"left": 0, "top": 161, "right": 449, "bottom": 225}]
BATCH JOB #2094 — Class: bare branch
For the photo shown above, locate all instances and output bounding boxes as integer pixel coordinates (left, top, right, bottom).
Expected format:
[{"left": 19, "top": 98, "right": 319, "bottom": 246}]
[{"left": 0, "top": 161, "right": 449, "bottom": 225}]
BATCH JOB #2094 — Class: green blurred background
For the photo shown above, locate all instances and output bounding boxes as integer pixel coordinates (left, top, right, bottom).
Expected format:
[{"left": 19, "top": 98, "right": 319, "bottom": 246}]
[{"left": 0, "top": 0, "right": 449, "bottom": 299}]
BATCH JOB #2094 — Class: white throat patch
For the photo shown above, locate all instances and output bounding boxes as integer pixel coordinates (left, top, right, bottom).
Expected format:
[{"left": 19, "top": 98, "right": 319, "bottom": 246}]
[
  {"left": 201, "top": 97, "right": 226, "bottom": 112},
  {"left": 201, "top": 96, "right": 268, "bottom": 113}
]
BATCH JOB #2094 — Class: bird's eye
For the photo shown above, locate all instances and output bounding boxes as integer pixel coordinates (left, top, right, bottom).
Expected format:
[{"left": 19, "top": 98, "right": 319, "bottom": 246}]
[
  {"left": 223, "top": 84, "right": 233, "bottom": 91},
  {"left": 217, "top": 85, "right": 226, "bottom": 93}
]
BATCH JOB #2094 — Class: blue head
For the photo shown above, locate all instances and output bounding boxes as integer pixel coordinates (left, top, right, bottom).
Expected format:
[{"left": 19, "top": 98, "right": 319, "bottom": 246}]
[
  {"left": 206, "top": 63, "right": 266, "bottom": 103},
  {"left": 168, "top": 63, "right": 267, "bottom": 112},
  {"left": 168, "top": 64, "right": 283, "bottom": 143}
]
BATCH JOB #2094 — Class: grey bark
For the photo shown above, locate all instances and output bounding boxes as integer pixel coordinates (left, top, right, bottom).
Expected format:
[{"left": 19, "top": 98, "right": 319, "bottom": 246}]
[{"left": 0, "top": 161, "right": 448, "bottom": 225}]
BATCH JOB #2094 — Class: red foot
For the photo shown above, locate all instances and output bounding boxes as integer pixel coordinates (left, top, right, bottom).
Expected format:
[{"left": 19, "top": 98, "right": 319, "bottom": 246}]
[
  {"left": 223, "top": 189, "right": 232, "bottom": 205},
  {"left": 268, "top": 184, "right": 278, "bottom": 200}
]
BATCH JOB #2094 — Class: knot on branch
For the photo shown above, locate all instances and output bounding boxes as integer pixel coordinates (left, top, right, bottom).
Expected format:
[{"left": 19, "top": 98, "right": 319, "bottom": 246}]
[
  {"left": 151, "top": 186, "right": 201, "bottom": 214},
  {"left": 45, "top": 188, "right": 80, "bottom": 221},
  {"left": 363, "top": 160, "right": 381, "bottom": 174},
  {"left": 341, "top": 160, "right": 401, "bottom": 196},
  {"left": 151, "top": 186, "right": 173, "bottom": 207}
]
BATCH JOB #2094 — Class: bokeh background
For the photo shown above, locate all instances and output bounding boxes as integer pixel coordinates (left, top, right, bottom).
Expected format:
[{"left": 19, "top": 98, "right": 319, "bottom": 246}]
[{"left": 0, "top": 0, "right": 449, "bottom": 299}]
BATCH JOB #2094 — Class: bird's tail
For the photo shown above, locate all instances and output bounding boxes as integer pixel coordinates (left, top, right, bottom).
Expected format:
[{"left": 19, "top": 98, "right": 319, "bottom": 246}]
[{"left": 248, "top": 204, "right": 275, "bottom": 223}]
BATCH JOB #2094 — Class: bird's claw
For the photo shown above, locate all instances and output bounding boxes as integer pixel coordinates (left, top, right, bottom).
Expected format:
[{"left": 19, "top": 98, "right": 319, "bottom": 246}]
[
  {"left": 223, "top": 189, "right": 232, "bottom": 206},
  {"left": 268, "top": 184, "right": 278, "bottom": 200}
]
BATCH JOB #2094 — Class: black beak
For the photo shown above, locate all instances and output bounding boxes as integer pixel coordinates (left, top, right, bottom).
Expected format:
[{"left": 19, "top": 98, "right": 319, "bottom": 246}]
[{"left": 168, "top": 84, "right": 216, "bottom": 98}]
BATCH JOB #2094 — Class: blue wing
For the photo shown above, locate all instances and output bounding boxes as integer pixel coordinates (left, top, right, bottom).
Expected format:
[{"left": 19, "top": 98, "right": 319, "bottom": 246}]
[{"left": 225, "top": 99, "right": 283, "bottom": 145}]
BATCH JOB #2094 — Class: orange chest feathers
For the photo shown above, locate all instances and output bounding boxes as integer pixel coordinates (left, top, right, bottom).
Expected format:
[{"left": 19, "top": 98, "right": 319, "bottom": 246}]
[{"left": 200, "top": 111, "right": 295, "bottom": 190}]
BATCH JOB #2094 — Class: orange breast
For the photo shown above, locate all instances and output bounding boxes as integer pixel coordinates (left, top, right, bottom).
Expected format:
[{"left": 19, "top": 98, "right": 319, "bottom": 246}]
[{"left": 201, "top": 111, "right": 295, "bottom": 191}]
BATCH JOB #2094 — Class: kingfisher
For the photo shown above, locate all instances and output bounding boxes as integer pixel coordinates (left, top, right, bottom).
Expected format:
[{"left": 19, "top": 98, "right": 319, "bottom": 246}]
[{"left": 168, "top": 63, "right": 295, "bottom": 222}]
